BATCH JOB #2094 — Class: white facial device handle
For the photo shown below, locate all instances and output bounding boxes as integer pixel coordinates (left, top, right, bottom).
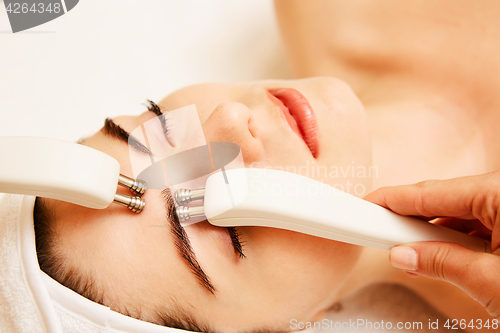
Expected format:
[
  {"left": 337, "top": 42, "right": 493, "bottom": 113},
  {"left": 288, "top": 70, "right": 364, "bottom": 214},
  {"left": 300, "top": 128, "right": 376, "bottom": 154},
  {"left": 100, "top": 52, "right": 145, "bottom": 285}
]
[
  {"left": 204, "top": 168, "right": 490, "bottom": 253},
  {"left": 0, "top": 136, "right": 138, "bottom": 210}
]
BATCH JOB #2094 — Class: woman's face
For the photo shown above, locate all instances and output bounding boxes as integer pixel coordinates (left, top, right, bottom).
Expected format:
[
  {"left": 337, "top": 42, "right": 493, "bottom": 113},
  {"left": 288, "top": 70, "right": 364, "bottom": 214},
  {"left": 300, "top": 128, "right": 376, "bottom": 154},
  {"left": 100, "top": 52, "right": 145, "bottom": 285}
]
[{"left": 52, "top": 78, "right": 372, "bottom": 332}]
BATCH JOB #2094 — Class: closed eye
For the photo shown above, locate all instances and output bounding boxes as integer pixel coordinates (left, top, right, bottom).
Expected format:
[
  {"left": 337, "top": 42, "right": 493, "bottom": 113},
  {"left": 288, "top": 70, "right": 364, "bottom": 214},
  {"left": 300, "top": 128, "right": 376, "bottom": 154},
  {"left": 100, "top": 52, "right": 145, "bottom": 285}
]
[{"left": 103, "top": 118, "right": 150, "bottom": 155}]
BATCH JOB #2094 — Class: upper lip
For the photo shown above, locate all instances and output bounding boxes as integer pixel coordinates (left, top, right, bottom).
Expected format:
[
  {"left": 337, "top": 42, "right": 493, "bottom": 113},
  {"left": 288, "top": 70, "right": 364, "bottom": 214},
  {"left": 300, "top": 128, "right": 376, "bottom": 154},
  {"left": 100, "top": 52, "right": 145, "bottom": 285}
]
[{"left": 267, "top": 88, "right": 319, "bottom": 158}]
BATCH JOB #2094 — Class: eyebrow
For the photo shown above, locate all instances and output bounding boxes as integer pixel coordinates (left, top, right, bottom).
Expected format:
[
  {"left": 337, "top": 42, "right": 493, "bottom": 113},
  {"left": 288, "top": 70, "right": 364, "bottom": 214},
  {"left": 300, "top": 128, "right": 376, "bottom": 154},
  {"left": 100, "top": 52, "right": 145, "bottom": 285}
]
[
  {"left": 103, "top": 118, "right": 151, "bottom": 155},
  {"left": 101, "top": 117, "right": 217, "bottom": 294},
  {"left": 162, "top": 189, "right": 216, "bottom": 294}
]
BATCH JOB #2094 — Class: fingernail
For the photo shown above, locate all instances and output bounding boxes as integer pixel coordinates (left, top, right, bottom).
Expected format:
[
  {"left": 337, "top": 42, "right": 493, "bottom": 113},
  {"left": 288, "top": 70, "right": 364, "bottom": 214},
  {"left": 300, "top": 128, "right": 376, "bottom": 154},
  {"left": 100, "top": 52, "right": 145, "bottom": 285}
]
[{"left": 390, "top": 246, "right": 418, "bottom": 271}]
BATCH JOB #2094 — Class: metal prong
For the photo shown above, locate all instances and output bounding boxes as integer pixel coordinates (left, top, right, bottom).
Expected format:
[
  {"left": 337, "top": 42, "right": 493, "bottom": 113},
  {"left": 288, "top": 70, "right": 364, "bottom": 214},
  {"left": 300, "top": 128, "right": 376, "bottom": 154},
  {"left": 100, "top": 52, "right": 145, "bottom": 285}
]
[
  {"left": 175, "top": 188, "right": 205, "bottom": 205},
  {"left": 176, "top": 205, "right": 205, "bottom": 222},
  {"left": 118, "top": 174, "right": 147, "bottom": 196},
  {"left": 114, "top": 193, "right": 145, "bottom": 213}
]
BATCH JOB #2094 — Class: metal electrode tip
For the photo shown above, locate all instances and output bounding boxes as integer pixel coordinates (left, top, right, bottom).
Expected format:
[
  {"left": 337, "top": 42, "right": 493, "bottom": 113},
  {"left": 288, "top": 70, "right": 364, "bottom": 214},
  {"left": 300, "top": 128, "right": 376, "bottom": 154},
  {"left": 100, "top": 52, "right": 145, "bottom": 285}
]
[
  {"left": 176, "top": 205, "right": 205, "bottom": 222},
  {"left": 118, "top": 174, "right": 147, "bottom": 196},
  {"left": 175, "top": 188, "right": 205, "bottom": 205},
  {"left": 114, "top": 193, "right": 146, "bottom": 213}
]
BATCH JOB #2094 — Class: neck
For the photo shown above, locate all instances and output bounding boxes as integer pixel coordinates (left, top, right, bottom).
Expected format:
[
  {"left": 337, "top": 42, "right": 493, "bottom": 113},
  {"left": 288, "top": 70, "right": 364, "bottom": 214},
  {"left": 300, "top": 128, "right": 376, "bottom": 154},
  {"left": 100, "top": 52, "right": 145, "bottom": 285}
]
[
  {"left": 361, "top": 77, "right": 496, "bottom": 190},
  {"left": 332, "top": 78, "right": 498, "bottom": 303}
]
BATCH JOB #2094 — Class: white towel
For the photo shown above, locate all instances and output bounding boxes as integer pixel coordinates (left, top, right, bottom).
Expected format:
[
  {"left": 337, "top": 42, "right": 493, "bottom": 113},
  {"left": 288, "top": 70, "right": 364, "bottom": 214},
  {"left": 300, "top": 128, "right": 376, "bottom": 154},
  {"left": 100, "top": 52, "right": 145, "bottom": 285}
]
[
  {"left": 0, "top": 194, "right": 46, "bottom": 333},
  {"left": 0, "top": 193, "right": 444, "bottom": 333},
  {"left": 0, "top": 194, "right": 189, "bottom": 333}
]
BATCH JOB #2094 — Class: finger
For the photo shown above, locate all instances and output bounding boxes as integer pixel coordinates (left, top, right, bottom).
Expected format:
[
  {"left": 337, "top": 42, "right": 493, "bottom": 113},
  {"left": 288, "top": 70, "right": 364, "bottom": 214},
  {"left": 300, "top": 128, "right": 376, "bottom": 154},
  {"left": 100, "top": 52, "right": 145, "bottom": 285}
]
[
  {"left": 492, "top": 227, "right": 500, "bottom": 252},
  {"left": 433, "top": 219, "right": 500, "bottom": 251},
  {"left": 364, "top": 179, "right": 476, "bottom": 219},
  {"left": 432, "top": 217, "right": 471, "bottom": 231},
  {"left": 390, "top": 242, "right": 500, "bottom": 317},
  {"left": 432, "top": 217, "right": 492, "bottom": 241},
  {"left": 364, "top": 171, "right": 500, "bottom": 221},
  {"left": 469, "top": 230, "right": 492, "bottom": 242},
  {"left": 413, "top": 215, "right": 441, "bottom": 222},
  {"left": 405, "top": 271, "right": 420, "bottom": 278},
  {"left": 433, "top": 218, "right": 492, "bottom": 235}
]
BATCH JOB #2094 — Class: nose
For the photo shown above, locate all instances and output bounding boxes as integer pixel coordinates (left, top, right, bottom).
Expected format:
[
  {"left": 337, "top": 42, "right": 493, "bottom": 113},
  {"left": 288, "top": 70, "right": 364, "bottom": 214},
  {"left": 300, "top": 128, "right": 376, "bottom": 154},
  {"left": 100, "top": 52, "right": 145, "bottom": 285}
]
[{"left": 202, "top": 102, "right": 264, "bottom": 165}]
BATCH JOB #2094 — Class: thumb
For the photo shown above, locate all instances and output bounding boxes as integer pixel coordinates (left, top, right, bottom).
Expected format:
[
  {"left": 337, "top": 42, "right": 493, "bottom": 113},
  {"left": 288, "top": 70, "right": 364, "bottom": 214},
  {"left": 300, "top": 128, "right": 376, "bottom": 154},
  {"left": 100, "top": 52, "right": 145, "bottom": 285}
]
[{"left": 390, "top": 242, "right": 500, "bottom": 318}]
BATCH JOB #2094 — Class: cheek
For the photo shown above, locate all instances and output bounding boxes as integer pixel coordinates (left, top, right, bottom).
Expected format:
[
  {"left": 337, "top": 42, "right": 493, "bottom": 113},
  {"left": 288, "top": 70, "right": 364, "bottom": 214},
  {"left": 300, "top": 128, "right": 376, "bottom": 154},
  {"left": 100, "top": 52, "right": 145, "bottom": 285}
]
[
  {"left": 320, "top": 91, "right": 370, "bottom": 160},
  {"left": 310, "top": 84, "right": 372, "bottom": 194},
  {"left": 245, "top": 227, "right": 362, "bottom": 299}
]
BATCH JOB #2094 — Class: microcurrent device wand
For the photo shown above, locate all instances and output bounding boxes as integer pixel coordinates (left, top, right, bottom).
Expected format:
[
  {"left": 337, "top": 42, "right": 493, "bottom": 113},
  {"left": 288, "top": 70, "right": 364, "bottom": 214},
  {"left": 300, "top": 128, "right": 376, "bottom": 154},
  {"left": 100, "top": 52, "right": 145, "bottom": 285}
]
[
  {"left": 176, "top": 168, "right": 490, "bottom": 252},
  {"left": 0, "top": 137, "right": 146, "bottom": 213}
]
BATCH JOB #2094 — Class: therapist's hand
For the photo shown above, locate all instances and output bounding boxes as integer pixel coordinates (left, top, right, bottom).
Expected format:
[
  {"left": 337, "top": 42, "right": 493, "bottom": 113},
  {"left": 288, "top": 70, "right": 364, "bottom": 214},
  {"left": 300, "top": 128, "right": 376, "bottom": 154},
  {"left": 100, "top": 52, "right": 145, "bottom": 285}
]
[{"left": 364, "top": 171, "right": 500, "bottom": 318}]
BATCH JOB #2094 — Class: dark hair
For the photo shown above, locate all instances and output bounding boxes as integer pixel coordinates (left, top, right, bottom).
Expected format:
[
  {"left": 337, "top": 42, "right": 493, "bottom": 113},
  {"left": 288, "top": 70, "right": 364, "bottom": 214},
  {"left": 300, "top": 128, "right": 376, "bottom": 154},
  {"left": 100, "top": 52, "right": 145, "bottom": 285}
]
[
  {"left": 33, "top": 197, "right": 212, "bottom": 332},
  {"left": 34, "top": 198, "right": 106, "bottom": 304}
]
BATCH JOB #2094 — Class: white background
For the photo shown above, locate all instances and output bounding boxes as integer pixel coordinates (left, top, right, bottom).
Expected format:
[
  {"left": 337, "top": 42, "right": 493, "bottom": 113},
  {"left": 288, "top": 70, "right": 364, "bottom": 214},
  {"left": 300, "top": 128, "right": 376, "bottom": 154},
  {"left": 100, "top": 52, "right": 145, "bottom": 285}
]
[{"left": 0, "top": 0, "right": 291, "bottom": 141}]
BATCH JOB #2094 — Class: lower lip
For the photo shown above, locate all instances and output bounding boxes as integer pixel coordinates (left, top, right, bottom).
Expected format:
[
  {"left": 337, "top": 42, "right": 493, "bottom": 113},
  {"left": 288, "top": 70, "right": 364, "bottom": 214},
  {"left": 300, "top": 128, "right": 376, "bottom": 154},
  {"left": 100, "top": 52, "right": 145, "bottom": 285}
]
[{"left": 268, "top": 88, "right": 319, "bottom": 158}]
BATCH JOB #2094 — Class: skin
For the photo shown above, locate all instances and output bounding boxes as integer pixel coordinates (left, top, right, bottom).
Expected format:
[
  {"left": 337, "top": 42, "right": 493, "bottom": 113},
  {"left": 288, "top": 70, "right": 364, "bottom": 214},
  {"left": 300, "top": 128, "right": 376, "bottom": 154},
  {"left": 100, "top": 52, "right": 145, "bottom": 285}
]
[
  {"left": 273, "top": 0, "right": 500, "bottom": 329},
  {"left": 42, "top": 1, "right": 500, "bottom": 331},
  {"left": 274, "top": 0, "right": 500, "bottom": 188},
  {"left": 365, "top": 171, "right": 500, "bottom": 318},
  {"left": 47, "top": 78, "right": 375, "bottom": 332}
]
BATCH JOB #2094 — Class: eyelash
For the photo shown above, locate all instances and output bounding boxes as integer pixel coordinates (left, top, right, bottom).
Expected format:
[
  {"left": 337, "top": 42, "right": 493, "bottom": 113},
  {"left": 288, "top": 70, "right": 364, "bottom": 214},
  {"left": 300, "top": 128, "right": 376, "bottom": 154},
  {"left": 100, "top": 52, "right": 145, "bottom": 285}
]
[
  {"left": 147, "top": 99, "right": 174, "bottom": 145},
  {"left": 151, "top": 100, "right": 247, "bottom": 260},
  {"left": 227, "top": 227, "right": 246, "bottom": 258},
  {"left": 147, "top": 100, "right": 162, "bottom": 116}
]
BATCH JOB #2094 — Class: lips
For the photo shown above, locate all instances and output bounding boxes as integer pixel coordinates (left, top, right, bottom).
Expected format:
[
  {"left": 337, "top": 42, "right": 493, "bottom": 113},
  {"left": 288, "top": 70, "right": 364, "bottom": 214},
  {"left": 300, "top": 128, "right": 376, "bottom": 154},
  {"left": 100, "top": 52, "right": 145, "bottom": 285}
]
[{"left": 268, "top": 88, "right": 319, "bottom": 158}]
